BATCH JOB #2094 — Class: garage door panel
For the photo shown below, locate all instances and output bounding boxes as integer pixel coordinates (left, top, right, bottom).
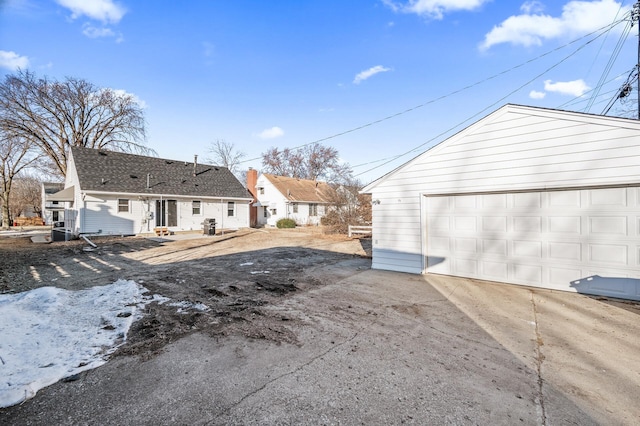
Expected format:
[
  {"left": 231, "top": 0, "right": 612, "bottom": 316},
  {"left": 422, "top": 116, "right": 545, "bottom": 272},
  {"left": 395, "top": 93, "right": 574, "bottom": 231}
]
[
  {"left": 589, "top": 187, "right": 627, "bottom": 206},
  {"left": 428, "top": 236, "right": 450, "bottom": 251},
  {"left": 480, "top": 261, "right": 508, "bottom": 280},
  {"left": 482, "top": 239, "right": 507, "bottom": 256},
  {"left": 512, "top": 264, "right": 543, "bottom": 284},
  {"left": 589, "top": 244, "right": 628, "bottom": 265},
  {"left": 482, "top": 194, "right": 507, "bottom": 208},
  {"left": 482, "top": 216, "right": 507, "bottom": 232},
  {"left": 548, "top": 190, "right": 580, "bottom": 207},
  {"left": 512, "top": 240, "right": 542, "bottom": 258},
  {"left": 454, "top": 216, "right": 477, "bottom": 231},
  {"left": 548, "top": 216, "right": 581, "bottom": 234},
  {"left": 514, "top": 192, "right": 541, "bottom": 208},
  {"left": 425, "top": 187, "right": 640, "bottom": 301},
  {"left": 513, "top": 216, "right": 541, "bottom": 233},
  {"left": 427, "top": 197, "right": 450, "bottom": 211},
  {"left": 589, "top": 216, "right": 627, "bottom": 235},
  {"left": 428, "top": 216, "right": 450, "bottom": 232},
  {"left": 454, "top": 195, "right": 476, "bottom": 209},
  {"left": 454, "top": 258, "right": 477, "bottom": 275},
  {"left": 455, "top": 237, "right": 477, "bottom": 253},
  {"left": 549, "top": 267, "right": 583, "bottom": 287},
  {"left": 548, "top": 241, "right": 582, "bottom": 261}
]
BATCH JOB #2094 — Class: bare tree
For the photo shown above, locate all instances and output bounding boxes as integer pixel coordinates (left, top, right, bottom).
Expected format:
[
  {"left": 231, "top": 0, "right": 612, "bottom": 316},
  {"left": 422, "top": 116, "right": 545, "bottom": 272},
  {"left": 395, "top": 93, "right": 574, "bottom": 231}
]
[
  {"left": 321, "top": 177, "right": 371, "bottom": 234},
  {"left": 0, "top": 69, "right": 150, "bottom": 178},
  {"left": 261, "top": 142, "right": 353, "bottom": 183},
  {"left": 9, "top": 175, "right": 43, "bottom": 219},
  {"left": 206, "top": 139, "right": 246, "bottom": 176},
  {"left": 0, "top": 133, "right": 39, "bottom": 228}
]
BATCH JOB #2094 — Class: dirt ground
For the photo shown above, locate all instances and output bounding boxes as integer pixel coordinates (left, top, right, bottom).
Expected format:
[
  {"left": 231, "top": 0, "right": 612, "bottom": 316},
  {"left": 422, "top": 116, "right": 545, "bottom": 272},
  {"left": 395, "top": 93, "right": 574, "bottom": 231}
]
[
  {"left": 0, "top": 227, "right": 372, "bottom": 358},
  {"left": 1, "top": 228, "right": 639, "bottom": 425}
]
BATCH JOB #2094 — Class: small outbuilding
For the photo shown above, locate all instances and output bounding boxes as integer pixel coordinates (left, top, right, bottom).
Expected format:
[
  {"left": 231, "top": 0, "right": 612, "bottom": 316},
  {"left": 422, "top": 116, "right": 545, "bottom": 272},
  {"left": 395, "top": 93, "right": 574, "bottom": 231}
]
[
  {"left": 50, "top": 146, "right": 253, "bottom": 236},
  {"left": 362, "top": 104, "right": 640, "bottom": 301}
]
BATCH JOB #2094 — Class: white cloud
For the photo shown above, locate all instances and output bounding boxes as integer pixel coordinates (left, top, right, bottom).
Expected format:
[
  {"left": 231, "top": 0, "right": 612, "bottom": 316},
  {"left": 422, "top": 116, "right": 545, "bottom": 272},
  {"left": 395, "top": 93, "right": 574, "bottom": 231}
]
[
  {"left": 529, "top": 90, "right": 546, "bottom": 99},
  {"left": 0, "top": 50, "right": 29, "bottom": 70},
  {"left": 256, "top": 126, "right": 284, "bottom": 139},
  {"left": 544, "top": 79, "right": 591, "bottom": 96},
  {"left": 520, "top": 1, "right": 545, "bottom": 14},
  {"left": 481, "top": 0, "right": 630, "bottom": 50},
  {"left": 82, "top": 23, "right": 114, "bottom": 38},
  {"left": 383, "top": 0, "right": 490, "bottom": 20},
  {"left": 112, "top": 89, "right": 148, "bottom": 109},
  {"left": 353, "top": 65, "right": 392, "bottom": 84},
  {"left": 56, "top": 0, "right": 126, "bottom": 24}
]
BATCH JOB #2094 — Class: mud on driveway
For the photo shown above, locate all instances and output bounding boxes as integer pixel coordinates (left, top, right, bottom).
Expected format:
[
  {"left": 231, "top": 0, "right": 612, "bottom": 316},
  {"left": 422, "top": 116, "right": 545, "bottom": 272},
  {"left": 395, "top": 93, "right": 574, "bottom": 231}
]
[{"left": 0, "top": 227, "right": 372, "bottom": 358}]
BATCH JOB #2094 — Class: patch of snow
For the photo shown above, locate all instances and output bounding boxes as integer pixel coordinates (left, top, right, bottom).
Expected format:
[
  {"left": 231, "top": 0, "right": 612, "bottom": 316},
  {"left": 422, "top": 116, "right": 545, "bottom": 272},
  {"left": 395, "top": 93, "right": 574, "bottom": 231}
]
[
  {"left": 250, "top": 271, "right": 270, "bottom": 275},
  {"left": 167, "top": 300, "right": 210, "bottom": 313},
  {"left": 239, "top": 262, "right": 254, "bottom": 266},
  {"left": 0, "top": 280, "right": 159, "bottom": 408}
]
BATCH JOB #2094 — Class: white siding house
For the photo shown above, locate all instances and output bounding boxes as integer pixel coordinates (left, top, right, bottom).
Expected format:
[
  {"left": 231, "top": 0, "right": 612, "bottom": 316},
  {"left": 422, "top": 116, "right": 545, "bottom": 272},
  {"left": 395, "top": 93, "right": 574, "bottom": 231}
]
[
  {"left": 52, "top": 147, "right": 252, "bottom": 236},
  {"left": 41, "top": 182, "right": 65, "bottom": 225},
  {"left": 254, "top": 174, "right": 335, "bottom": 227},
  {"left": 362, "top": 104, "right": 640, "bottom": 301}
]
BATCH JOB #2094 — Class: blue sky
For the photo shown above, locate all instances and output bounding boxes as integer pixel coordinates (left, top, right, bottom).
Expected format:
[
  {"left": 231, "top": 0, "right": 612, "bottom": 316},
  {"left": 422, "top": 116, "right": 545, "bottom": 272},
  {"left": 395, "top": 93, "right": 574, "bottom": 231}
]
[{"left": 1, "top": 0, "right": 638, "bottom": 183}]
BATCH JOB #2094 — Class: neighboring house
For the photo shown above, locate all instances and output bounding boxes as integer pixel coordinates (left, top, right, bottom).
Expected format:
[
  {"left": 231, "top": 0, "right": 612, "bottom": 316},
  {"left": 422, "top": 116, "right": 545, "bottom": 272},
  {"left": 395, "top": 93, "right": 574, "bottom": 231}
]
[
  {"left": 254, "top": 173, "right": 336, "bottom": 227},
  {"left": 49, "top": 146, "right": 253, "bottom": 236},
  {"left": 362, "top": 104, "right": 640, "bottom": 301},
  {"left": 42, "top": 182, "right": 65, "bottom": 225}
]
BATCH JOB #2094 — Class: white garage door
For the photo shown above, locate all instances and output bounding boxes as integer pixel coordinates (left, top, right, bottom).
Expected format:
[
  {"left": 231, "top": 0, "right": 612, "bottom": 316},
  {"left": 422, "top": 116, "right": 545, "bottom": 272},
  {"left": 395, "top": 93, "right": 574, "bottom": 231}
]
[{"left": 425, "top": 187, "right": 640, "bottom": 301}]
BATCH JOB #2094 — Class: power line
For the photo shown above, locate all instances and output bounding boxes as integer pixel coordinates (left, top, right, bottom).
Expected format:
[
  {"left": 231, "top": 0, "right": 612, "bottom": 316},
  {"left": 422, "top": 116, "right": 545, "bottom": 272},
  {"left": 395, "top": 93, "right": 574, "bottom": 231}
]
[
  {"left": 353, "top": 23, "right": 622, "bottom": 179},
  {"left": 584, "top": 13, "right": 633, "bottom": 112},
  {"left": 240, "top": 19, "right": 625, "bottom": 167}
]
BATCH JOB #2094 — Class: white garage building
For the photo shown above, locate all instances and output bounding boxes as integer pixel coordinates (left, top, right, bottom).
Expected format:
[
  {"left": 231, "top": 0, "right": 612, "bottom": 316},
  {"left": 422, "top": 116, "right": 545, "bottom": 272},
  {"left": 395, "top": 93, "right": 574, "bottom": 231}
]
[{"left": 362, "top": 104, "right": 640, "bottom": 301}]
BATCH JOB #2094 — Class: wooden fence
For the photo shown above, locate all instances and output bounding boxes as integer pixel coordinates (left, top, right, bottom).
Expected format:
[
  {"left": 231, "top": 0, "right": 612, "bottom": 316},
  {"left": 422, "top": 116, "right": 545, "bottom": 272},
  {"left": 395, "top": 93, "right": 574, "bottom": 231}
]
[{"left": 348, "top": 225, "right": 372, "bottom": 238}]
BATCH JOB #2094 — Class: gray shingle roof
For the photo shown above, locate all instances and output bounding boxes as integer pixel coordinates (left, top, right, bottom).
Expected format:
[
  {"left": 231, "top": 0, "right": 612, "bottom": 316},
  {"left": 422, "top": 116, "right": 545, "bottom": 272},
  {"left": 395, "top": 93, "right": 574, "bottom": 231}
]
[{"left": 71, "top": 146, "right": 252, "bottom": 199}]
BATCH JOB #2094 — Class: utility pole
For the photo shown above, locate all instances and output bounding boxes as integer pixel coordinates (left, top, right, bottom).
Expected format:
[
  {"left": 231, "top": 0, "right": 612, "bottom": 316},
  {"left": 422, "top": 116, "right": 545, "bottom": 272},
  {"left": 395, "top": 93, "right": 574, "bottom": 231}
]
[{"left": 635, "top": 1, "right": 640, "bottom": 119}]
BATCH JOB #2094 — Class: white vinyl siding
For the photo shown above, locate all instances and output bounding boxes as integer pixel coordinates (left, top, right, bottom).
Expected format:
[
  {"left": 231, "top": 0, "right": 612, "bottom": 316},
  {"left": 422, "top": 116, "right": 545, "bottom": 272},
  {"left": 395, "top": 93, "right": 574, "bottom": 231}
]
[
  {"left": 80, "top": 196, "right": 249, "bottom": 234},
  {"left": 365, "top": 105, "right": 640, "bottom": 299},
  {"left": 370, "top": 107, "right": 640, "bottom": 196}
]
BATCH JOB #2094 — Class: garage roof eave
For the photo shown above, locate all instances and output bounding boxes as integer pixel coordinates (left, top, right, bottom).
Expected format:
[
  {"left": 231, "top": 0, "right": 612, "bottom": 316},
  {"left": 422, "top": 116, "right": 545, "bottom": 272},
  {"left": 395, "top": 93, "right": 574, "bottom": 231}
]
[{"left": 46, "top": 186, "right": 75, "bottom": 202}]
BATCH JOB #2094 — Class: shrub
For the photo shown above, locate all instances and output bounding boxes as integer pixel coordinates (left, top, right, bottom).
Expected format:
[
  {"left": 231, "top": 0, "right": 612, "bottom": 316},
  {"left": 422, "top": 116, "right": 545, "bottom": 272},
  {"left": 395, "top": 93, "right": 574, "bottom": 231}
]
[{"left": 276, "top": 218, "right": 296, "bottom": 229}]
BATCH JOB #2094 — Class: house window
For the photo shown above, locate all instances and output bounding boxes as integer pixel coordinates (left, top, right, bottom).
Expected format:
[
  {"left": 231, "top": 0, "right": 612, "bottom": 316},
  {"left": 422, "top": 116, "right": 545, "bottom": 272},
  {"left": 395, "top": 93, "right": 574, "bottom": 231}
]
[
  {"left": 227, "top": 201, "right": 235, "bottom": 217},
  {"left": 271, "top": 208, "right": 277, "bottom": 215},
  {"left": 52, "top": 211, "right": 60, "bottom": 221},
  {"left": 259, "top": 187, "right": 264, "bottom": 195},
  {"left": 118, "top": 199, "right": 129, "bottom": 213},
  {"left": 263, "top": 208, "right": 268, "bottom": 218},
  {"left": 318, "top": 205, "right": 325, "bottom": 215},
  {"left": 52, "top": 201, "right": 59, "bottom": 206},
  {"left": 292, "top": 203, "right": 298, "bottom": 213},
  {"left": 309, "top": 203, "right": 318, "bottom": 216},
  {"left": 192, "top": 200, "right": 201, "bottom": 215}
]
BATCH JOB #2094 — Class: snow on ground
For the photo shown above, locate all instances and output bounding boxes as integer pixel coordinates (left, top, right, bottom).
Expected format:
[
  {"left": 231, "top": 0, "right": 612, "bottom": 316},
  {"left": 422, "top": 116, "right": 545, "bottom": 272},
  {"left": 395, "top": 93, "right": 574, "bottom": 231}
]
[{"left": 0, "top": 280, "right": 166, "bottom": 408}]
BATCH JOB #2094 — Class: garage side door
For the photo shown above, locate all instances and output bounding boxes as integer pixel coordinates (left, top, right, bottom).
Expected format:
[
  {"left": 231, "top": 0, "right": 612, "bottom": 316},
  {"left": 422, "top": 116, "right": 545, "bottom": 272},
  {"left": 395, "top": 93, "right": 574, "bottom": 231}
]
[{"left": 425, "top": 187, "right": 640, "bottom": 301}]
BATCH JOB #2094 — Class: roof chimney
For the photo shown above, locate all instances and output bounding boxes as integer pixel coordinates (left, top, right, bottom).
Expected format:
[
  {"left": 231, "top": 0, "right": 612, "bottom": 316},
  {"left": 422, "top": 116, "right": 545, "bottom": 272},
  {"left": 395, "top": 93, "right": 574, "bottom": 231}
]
[
  {"left": 193, "top": 155, "right": 198, "bottom": 176},
  {"left": 246, "top": 168, "right": 258, "bottom": 197}
]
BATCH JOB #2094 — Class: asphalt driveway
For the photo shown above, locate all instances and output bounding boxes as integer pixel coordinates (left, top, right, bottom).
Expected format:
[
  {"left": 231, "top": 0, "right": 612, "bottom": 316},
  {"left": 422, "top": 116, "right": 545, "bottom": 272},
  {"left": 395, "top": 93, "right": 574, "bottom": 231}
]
[{"left": 2, "top": 254, "right": 639, "bottom": 425}]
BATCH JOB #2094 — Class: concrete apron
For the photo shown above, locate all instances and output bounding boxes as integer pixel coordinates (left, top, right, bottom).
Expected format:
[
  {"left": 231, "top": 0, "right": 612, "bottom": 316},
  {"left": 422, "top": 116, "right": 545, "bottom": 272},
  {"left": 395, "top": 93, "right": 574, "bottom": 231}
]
[{"left": 425, "top": 273, "right": 640, "bottom": 425}]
